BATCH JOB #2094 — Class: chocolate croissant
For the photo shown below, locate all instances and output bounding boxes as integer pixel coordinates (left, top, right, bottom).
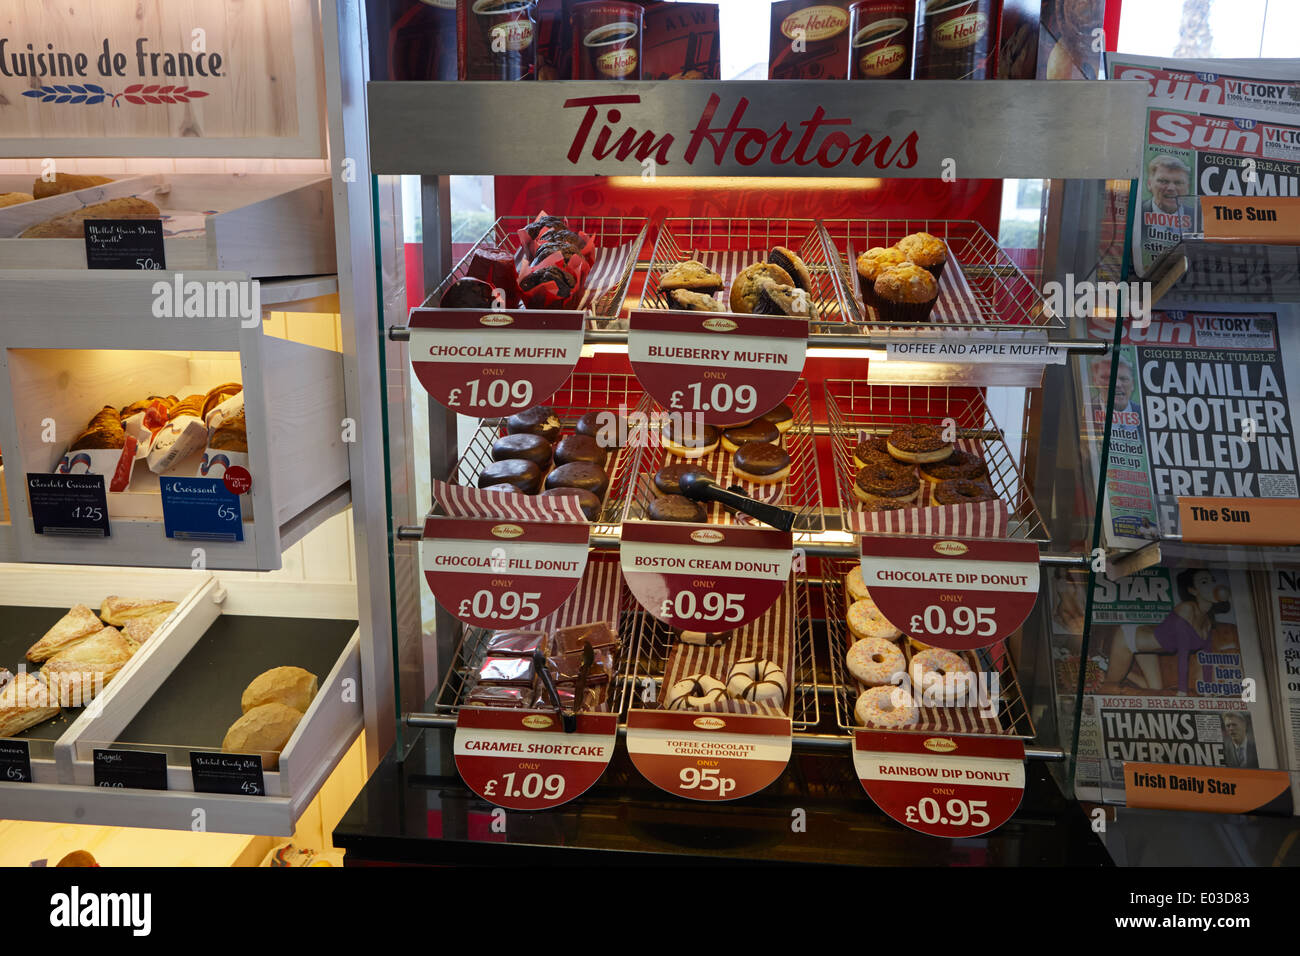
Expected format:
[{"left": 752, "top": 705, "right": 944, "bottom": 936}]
[{"left": 69, "top": 406, "right": 126, "bottom": 451}]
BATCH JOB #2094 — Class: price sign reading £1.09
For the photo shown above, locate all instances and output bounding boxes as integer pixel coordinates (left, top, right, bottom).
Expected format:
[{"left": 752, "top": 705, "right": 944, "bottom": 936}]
[
  {"left": 620, "top": 522, "right": 793, "bottom": 630},
  {"left": 627, "top": 310, "right": 809, "bottom": 427},
  {"left": 421, "top": 517, "right": 590, "bottom": 630},
  {"left": 858, "top": 537, "right": 1040, "bottom": 650},
  {"left": 408, "top": 309, "right": 585, "bottom": 416},
  {"left": 854, "top": 732, "right": 1026, "bottom": 839}
]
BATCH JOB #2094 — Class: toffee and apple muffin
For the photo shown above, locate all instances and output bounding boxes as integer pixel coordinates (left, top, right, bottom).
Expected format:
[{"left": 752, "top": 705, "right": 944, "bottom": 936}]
[
  {"left": 897, "top": 231, "right": 949, "bottom": 282},
  {"left": 855, "top": 247, "right": 908, "bottom": 310},
  {"left": 874, "top": 263, "right": 938, "bottom": 324}
]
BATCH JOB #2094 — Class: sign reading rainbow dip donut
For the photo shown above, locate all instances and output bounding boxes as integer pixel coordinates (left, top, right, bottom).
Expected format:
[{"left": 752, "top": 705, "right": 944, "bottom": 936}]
[
  {"left": 421, "top": 517, "right": 590, "bottom": 629},
  {"left": 408, "top": 308, "right": 584, "bottom": 417},
  {"left": 628, "top": 310, "right": 809, "bottom": 427},
  {"left": 853, "top": 731, "right": 1025, "bottom": 837},
  {"left": 626, "top": 710, "right": 793, "bottom": 802},
  {"left": 620, "top": 522, "right": 794, "bottom": 629},
  {"left": 859, "top": 537, "right": 1039, "bottom": 650}
]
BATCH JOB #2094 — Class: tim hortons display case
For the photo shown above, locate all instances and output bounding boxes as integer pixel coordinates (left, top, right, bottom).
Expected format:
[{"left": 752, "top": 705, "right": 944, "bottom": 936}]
[{"left": 334, "top": 55, "right": 1158, "bottom": 862}]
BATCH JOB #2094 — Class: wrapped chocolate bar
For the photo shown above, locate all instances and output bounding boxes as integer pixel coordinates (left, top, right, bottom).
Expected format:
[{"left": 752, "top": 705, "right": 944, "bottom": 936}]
[
  {"left": 547, "top": 647, "right": 614, "bottom": 685},
  {"left": 467, "top": 684, "right": 533, "bottom": 708},
  {"left": 485, "top": 630, "right": 549, "bottom": 658},
  {"left": 551, "top": 621, "right": 619, "bottom": 655},
  {"left": 535, "top": 683, "right": 605, "bottom": 712},
  {"left": 478, "top": 655, "right": 535, "bottom": 686}
]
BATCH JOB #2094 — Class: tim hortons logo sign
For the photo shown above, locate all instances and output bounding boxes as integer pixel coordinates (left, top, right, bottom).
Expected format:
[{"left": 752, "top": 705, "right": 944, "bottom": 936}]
[{"left": 564, "top": 93, "right": 920, "bottom": 172}]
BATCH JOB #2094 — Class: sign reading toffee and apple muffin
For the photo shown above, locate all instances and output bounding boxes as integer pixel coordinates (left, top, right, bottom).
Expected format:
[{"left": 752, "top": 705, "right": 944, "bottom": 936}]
[
  {"left": 768, "top": 1, "right": 853, "bottom": 80},
  {"left": 571, "top": 1, "right": 643, "bottom": 81},
  {"left": 459, "top": 0, "right": 537, "bottom": 80},
  {"left": 915, "top": 0, "right": 997, "bottom": 80},
  {"left": 848, "top": 0, "right": 913, "bottom": 80}
]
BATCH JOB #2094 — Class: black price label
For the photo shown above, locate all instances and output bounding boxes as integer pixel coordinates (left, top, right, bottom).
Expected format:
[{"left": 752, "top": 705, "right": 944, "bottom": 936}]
[
  {"left": 0, "top": 739, "right": 34, "bottom": 783},
  {"left": 84, "top": 219, "right": 166, "bottom": 271},
  {"left": 93, "top": 749, "right": 168, "bottom": 790},
  {"left": 189, "top": 751, "right": 267, "bottom": 796},
  {"left": 26, "top": 473, "right": 110, "bottom": 537}
]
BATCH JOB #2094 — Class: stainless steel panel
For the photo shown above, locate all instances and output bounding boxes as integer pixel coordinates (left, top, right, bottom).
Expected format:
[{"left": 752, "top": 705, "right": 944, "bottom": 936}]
[{"left": 367, "top": 80, "right": 1150, "bottom": 179}]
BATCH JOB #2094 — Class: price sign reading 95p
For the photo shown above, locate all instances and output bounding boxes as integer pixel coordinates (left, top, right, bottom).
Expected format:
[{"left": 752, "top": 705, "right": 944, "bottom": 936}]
[
  {"left": 858, "top": 537, "right": 1039, "bottom": 650},
  {"left": 628, "top": 310, "right": 809, "bottom": 427},
  {"left": 408, "top": 309, "right": 585, "bottom": 417},
  {"left": 421, "top": 517, "right": 590, "bottom": 629}
]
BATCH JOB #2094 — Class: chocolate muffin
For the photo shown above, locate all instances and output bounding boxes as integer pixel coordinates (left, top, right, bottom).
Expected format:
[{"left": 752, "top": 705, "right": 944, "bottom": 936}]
[
  {"left": 478, "top": 459, "right": 542, "bottom": 493},
  {"left": 507, "top": 406, "right": 563, "bottom": 443},
  {"left": 524, "top": 215, "right": 568, "bottom": 242},
  {"left": 648, "top": 494, "right": 708, "bottom": 523},
  {"left": 540, "top": 487, "right": 602, "bottom": 520},
  {"left": 554, "top": 434, "right": 608, "bottom": 468},
  {"left": 653, "top": 463, "right": 712, "bottom": 496},
  {"left": 491, "top": 432, "right": 553, "bottom": 467},
  {"left": 520, "top": 265, "right": 575, "bottom": 300},
  {"left": 440, "top": 276, "right": 495, "bottom": 309},
  {"left": 545, "top": 461, "right": 610, "bottom": 500}
]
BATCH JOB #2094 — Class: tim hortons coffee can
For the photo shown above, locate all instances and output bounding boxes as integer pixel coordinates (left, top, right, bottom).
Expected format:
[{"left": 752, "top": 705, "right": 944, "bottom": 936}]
[
  {"left": 572, "top": 1, "right": 644, "bottom": 80},
  {"left": 848, "top": 0, "right": 913, "bottom": 79},
  {"left": 461, "top": 0, "right": 537, "bottom": 80},
  {"left": 768, "top": 1, "right": 853, "bottom": 79},
  {"left": 915, "top": 0, "right": 997, "bottom": 79}
]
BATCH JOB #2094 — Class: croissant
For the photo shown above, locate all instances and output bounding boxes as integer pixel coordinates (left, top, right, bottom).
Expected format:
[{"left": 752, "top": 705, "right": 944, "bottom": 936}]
[
  {"left": 209, "top": 409, "right": 248, "bottom": 453},
  {"left": 202, "top": 383, "right": 243, "bottom": 419},
  {"left": 69, "top": 406, "right": 126, "bottom": 451},
  {"left": 172, "top": 394, "right": 205, "bottom": 419}
]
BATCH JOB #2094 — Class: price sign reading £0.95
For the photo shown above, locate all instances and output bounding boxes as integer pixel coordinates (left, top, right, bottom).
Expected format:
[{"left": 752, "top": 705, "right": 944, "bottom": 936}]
[{"left": 408, "top": 309, "right": 585, "bottom": 417}]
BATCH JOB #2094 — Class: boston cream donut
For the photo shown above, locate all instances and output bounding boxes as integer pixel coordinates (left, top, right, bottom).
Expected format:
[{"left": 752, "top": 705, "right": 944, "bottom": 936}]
[
  {"left": 853, "top": 461, "right": 920, "bottom": 506},
  {"left": 721, "top": 421, "right": 779, "bottom": 453},
  {"left": 848, "top": 597, "right": 903, "bottom": 642},
  {"left": 662, "top": 419, "right": 720, "bottom": 459},
  {"left": 726, "top": 658, "right": 787, "bottom": 707},
  {"left": 844, "top": 565, "right": 871, "bottom": 603},
  {"left": 854, "top": 685, "right": 918, "bottom": 728},
  {"left": 759, "top": 402, "right": 795, "bottom": 434},
  {"left": 846, "top": 638, "right": 905, "bottom": 688},
  {"left": 665, "top": 674, "right": 727, "bottom": 710},
  {"left": 732, "top": 442, "right": 791, "bottom": 484},
  {"left": 886, "top": 424, "right": 953, "bottom": 465}
]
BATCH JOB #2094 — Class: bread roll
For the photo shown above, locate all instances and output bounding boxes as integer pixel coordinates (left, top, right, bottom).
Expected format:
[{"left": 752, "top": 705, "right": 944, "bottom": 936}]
[
  {"left": 26, "top": 604, "right": 104, "bottom": 663},
  {"left": 55, "top": 850, "right": 99, "bottom": 867},
  {"left": 0, "top": 192, "right": 33, "bottom": 208},
  {"left": 221, "top": 703, "right": 303, "bottom": 770},
  {"left": 31, "top": 173, "right": 112, "bottom": 199},
  {"left": 20, "top": 196, "right": 160, "bottom": 238},
  {"left": 241, "top": 666, "right": 318, "bottom": 715}
]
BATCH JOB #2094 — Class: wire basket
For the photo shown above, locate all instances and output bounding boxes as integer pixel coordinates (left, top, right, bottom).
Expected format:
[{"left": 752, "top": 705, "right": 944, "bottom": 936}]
[
  {"left": 819, "top": 218, "right": 1057, "bottom": 330},
  {"left": 821, "top": 558, "right": 1036, "bottom": 739},
  {"left": 824, "top": 378, "right": 1050, "bottom": 543},
  {"left": 424, "top": 215, "right": 649, "bottom": 322}
]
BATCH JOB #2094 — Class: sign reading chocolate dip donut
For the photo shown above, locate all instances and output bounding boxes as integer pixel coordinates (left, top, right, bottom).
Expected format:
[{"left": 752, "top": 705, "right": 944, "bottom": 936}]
[
  {"left": 628, "top": 310, "right": 808, "bottom": 427},
  {"left": 854, "top": 732, "right": 1025, "bottom": 838},
  {"left": 848, "top": 1, "right": 913, "bottom": 79},
  {"left": 421, "top": 517, "right": 590, "bottom": 629},
  {"left": 408, "top": 308, "right": 584, "bottom": 416},
  {"left": 858, "top": 537, "right": 1039, "bottom": 649},
  {"left": 461, "top": 0, "right": 537, "bottom": 80},
  {"left": 572, "top": 1, "right": 643, "bottom": 80},
  {"left": 915, "top": 0, "right": 996, "bottom": 80}
]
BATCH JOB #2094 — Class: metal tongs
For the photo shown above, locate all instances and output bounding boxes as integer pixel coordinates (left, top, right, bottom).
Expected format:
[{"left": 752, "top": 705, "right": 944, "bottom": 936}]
[
  {"left": 534, "top": 642, "right": 595, "bottom": 734},
  {"left": 678, "top": 472, "right": 796, "bottom": 532}
]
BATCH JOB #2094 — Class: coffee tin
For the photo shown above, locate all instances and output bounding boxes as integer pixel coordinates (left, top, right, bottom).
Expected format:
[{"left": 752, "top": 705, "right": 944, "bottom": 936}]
[
  {"left": 848, "top": 0, "right": 913, "bottom": 79},
  {"left": 915, "top": 0, "right": 997, "bottom": 80},
  {"left": 572, "top": 1, "right": 644, "bottom": 80},
  {"left": 462, "top": 0, "right": 537, "bottom": 81}
]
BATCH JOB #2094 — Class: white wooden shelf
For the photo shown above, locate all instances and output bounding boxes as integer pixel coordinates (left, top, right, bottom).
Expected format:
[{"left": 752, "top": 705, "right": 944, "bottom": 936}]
[
  {"left": 0, "top": 567, "right": 361, "bottom": 836},
  {"left": 0, "top": 173, "right": 336, "bottom": 279},
  {"left": 0, "top": 271, "right": 350, "bottom": 570}
]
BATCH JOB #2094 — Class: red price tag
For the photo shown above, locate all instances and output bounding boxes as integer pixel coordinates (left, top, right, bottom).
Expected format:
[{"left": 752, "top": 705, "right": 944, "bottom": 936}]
[
  {"left": 222, "top": 466, "right": 252, "bottom": 495},
  {"left": 421, "top": 517, "right": 589, "bottom": 629},
  {"left": 409, "top": 309, "right": 584, "bottom": 417},
  {"left": 853, "top": 732, "right": 1025, "bottom": 838},
  {"left": 454, "top": 708, "right": 617, "bottom": 810},
  {"left": 628, "top": 310, "right": 808, "bottom": 426},
  {"left": 620, "top": 522, "right": 792, "bottom": 629},
  {"left": 626, "top": 711, "right": 792, "bottom": 802},
  {"left": 859, "top": 537, "right": 1039, "bottom": 650}
]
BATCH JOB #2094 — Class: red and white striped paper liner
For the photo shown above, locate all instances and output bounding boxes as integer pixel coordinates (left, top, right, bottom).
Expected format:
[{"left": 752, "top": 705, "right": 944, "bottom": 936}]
[
  {"left": 844, "top": 242, "right": 984, "bottom": 325},
  {"left": 531, "top": 554, "right": 624, "bottom": 633},
  {"left": 431, "top": 476, "right": 587, "bottom": 523},
  {"left": 657, "top": 578, "right": 794, "bottom": 718},
  {"left": 577, "top": 233, "right": 640, "bottom": 315},
  {"left": 844, "top": 433, "right": 1010, "bottom": 537}
]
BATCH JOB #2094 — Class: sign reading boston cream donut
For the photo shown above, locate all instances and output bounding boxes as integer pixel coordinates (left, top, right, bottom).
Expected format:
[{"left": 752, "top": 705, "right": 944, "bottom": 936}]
[
  {"left": 854, "top": 731, "right": 1025, "bottom": 837},
  {"left": 859, "top": 537, "right": 1039, "bottom": 650},
  {"left": 628, "top": 310, "right": 808, "bottom": 427},
  {"left": 626, "top": 710, "right": 792, "bottom": 802},
  {"left": 421, "top": 517, "right": 589, "bottom": 629},
  {"left": 408, "top": 308, "right": 584, "bottom": 416},
  {"left": 620, "top": 523, "right": 794, "bottom": 630}
]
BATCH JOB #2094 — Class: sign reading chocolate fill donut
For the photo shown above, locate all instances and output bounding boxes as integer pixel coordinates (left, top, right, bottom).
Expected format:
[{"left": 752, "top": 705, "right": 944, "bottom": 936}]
[
  {"left": 455, "top": 708, "right": 617, "bottom": 810},
  {"left": 421, "top": 517, "right": 589, "bottom": 629},
  {"left": 626, "top": 710, "right": 792, "bottom": 802},
  {"left": 627, "top": 310, "right": 808, "bottom": 427},
  {"left": 858, "top": 537, "right": 1039, "bottom": 650},
  {"left": 408, "top": 308, "right": 584, "bottom": 416},
  {"left": 853, "top": 731, "right": 1025, "bottom": 838},
  {"left": 620, "top": 522, "right": 793, "bottom": 629}
]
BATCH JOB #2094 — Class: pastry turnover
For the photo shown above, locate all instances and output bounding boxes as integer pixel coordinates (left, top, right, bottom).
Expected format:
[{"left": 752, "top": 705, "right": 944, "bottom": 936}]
[
  {"left": 42, "top": 626, "right": 136, "bottom": 698},
  {"left": 26, "top": 604, "right": 104, "bottom": 663},
  {"left": 69, "top": 406, "right": 126, "bottom": 451},
  {"left": 0, "top": 672, "right": 61, "bottom": 738},
  {"left": 121, "top": 607, "right": 173, "bottom": 646},
  {"left": 99, "top": 597, "right": 178, "bottom": 627}
]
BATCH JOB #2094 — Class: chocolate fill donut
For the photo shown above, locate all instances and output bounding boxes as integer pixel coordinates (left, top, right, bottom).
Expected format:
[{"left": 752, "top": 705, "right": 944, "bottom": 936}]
[
  {"left": 648, "top": 494, "right": 708, "bottom": 523},
  {"left": 540, "top": 487, "right": 602, "bottom": 520},
  {"left": 653, "top": 463, "right": 711, "bottom": 496},
  {"left": 554, "top": 434, "right": 608, "bottom": 468},
  {"left": 545, "top": 461, "right": 610, "bottom": 500},
  {"left": 576, "top": 410, "right": 626, "bottom": 448},
  {"left": 478, "top": 459, "right": 542, "bottom": 493},
  {"left": 507, "top": 406, "right": 562, "bottom": 442},
  {"left": 491, "top": 432, "right": 553, "bottom": 466}
]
